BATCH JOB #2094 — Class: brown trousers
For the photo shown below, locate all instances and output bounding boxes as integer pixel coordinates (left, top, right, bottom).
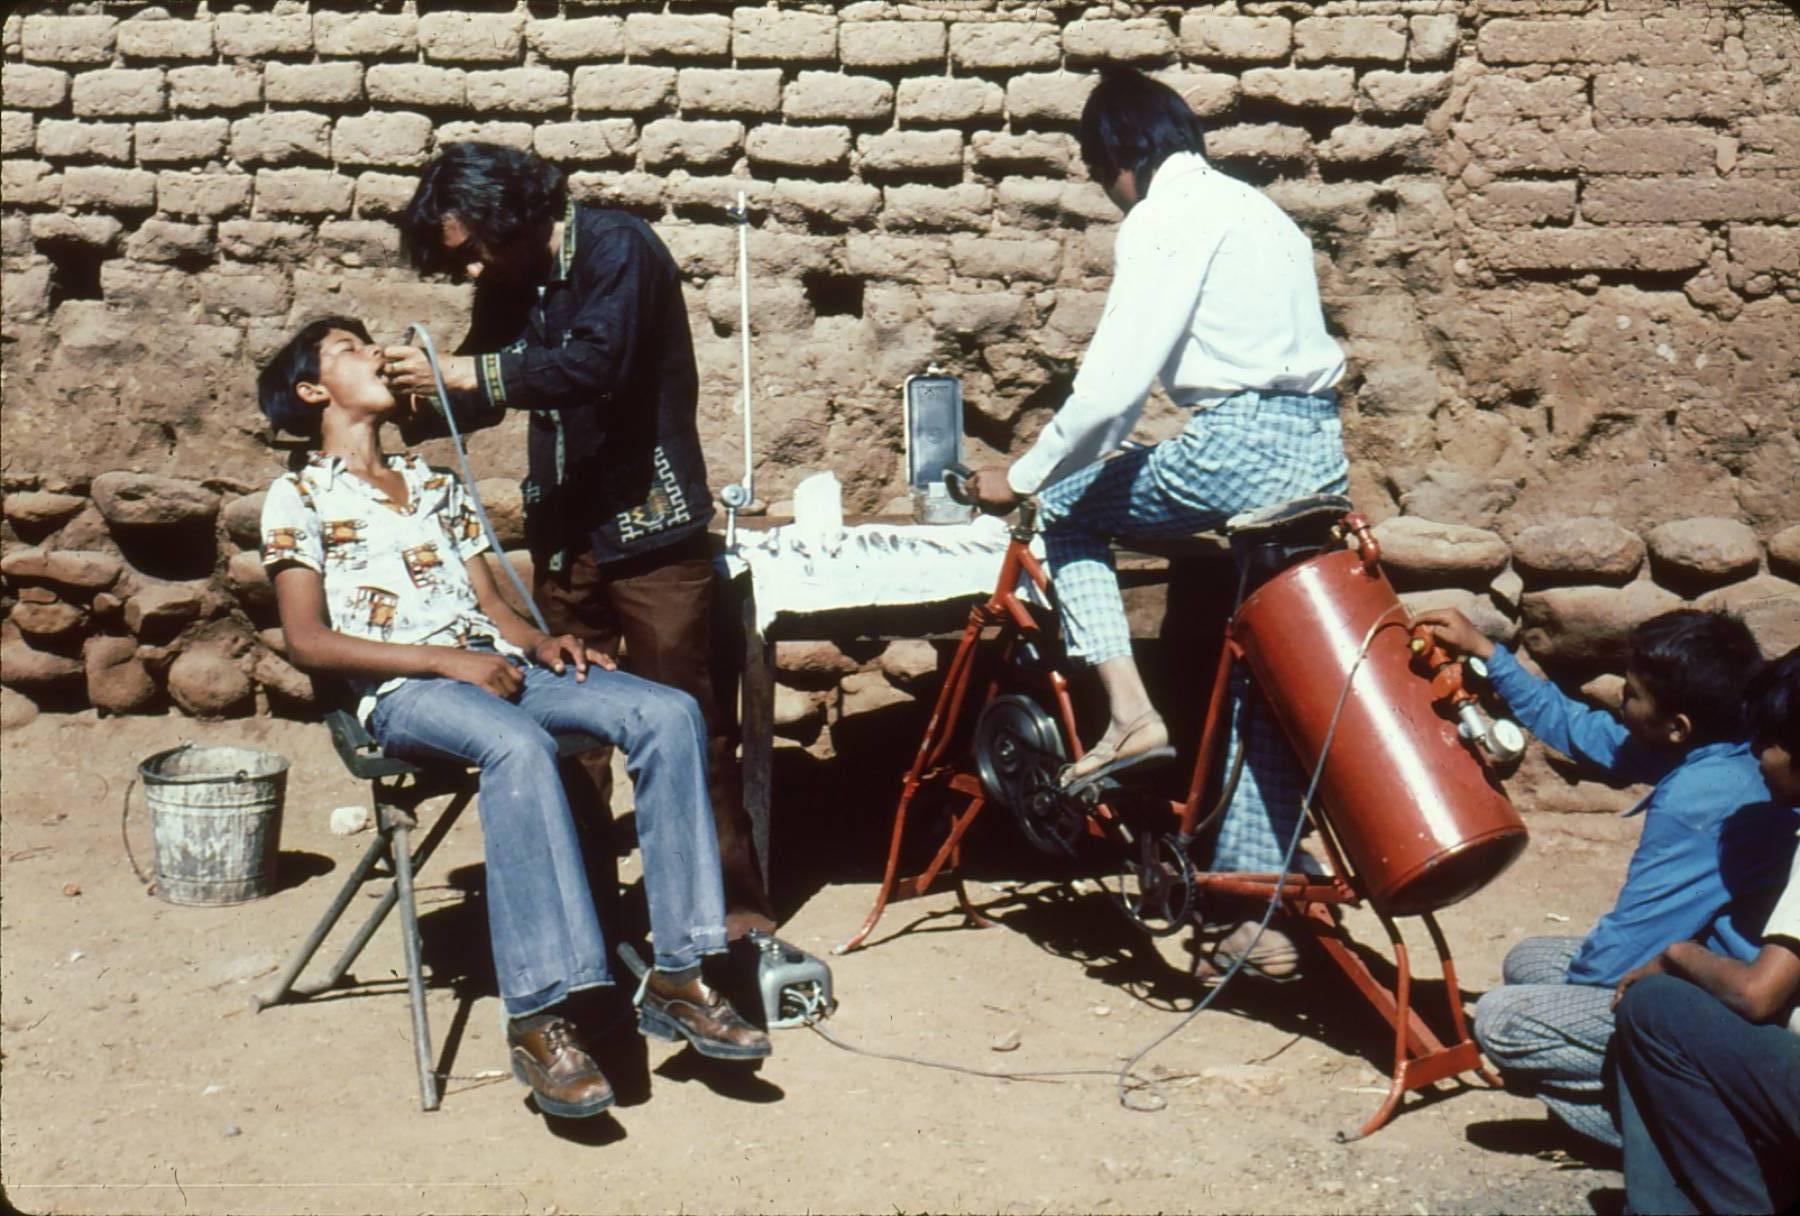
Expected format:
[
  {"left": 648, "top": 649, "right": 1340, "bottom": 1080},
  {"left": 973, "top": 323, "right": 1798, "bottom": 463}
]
[{"left": 534, "top": 533, "right": 773, "bottom": 921}]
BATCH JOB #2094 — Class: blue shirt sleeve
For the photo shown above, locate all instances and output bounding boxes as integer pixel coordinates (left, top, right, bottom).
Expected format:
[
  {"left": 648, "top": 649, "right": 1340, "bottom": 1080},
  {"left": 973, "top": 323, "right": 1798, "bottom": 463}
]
[{"left": 1484, "top": 646, "right": 1671, "bottom": 786}]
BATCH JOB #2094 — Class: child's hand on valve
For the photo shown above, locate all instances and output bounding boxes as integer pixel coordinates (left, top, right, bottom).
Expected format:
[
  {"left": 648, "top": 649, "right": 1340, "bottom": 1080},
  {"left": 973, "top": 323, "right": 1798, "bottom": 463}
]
[
  {"left": 967, "top": 465, "right": 1023, "bottom": 516},
  {"left": 1412, "top": 608, "right": 1496, "bottom": 660}
]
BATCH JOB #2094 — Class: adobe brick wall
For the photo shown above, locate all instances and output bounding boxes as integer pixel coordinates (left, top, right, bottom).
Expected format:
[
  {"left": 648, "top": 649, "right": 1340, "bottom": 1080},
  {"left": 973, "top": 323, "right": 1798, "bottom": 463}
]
[{"left": 0, "top": 1, "right": 1796, "bottom": 810}]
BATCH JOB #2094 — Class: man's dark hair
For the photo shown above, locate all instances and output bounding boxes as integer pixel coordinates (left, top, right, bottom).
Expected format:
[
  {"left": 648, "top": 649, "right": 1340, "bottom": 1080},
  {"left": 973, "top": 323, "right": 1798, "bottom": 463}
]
[
  {"left": 1077, "top": 66, "right": 1208, "bottom": 196},
  {"left": 256, "top": 315, "right": 371, "bottom": 439},
  {"left": 1746, "top": 646, "right": 1800, "bottom": 756},
  {"left": 1628, "top": 609, "right": 1765, "bottom": 745},
  {"left": 399, "top": 142, "right": 567, "bottom": 276}
]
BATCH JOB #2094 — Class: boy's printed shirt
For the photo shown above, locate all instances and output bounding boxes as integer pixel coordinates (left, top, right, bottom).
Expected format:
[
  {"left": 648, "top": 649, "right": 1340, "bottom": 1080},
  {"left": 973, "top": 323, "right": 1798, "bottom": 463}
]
[
  {"left": 260, "top": 452, "right": 525, "bottom": 721},
  {"left": 1484, "top": 645, "right": 1793, "bottom": 986}
]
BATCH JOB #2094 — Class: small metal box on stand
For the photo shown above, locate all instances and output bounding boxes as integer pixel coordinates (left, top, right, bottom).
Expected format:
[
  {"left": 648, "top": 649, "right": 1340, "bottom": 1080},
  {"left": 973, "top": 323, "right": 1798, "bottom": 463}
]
[{"left": 904, "top": 367, "right": 974, "bottom": 525}]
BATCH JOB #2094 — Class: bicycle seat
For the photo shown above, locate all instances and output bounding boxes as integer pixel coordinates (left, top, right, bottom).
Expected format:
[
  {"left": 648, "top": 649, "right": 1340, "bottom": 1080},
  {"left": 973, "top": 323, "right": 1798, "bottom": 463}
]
[{"left": 1226, "top": 494, "right": 1354, "bottom": 600}]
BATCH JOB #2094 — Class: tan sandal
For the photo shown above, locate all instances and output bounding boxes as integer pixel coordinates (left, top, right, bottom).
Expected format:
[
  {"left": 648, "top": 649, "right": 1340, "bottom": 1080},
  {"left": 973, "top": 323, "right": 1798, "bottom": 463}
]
[
  {"left": 1060, "top": 711, "right": 1175, "bottom": 792},
  {"left": 1187, "top": 919, "right": 1302, "bottom": 984}
]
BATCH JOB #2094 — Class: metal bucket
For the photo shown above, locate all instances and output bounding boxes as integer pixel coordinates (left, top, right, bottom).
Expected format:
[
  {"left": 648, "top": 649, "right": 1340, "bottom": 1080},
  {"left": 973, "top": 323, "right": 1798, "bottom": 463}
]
[{"left": 138, "top": 744, "right": 289, "bottom": 906}]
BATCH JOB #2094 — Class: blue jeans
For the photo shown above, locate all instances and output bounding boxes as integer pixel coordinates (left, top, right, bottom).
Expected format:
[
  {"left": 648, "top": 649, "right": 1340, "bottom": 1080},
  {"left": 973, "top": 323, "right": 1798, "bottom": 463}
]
[
  {"left": 1616, "top": 974, "right": 1800, "bottom": 1215},
  {"left": 369, "top": 662, "right": 728, "bottom": 1018}
]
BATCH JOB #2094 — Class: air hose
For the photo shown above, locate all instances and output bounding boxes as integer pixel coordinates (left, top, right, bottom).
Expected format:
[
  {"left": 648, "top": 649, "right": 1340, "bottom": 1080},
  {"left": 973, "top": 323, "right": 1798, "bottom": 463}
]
[{"left": 401, "top": 323, "right": 550, "bottom": 635}]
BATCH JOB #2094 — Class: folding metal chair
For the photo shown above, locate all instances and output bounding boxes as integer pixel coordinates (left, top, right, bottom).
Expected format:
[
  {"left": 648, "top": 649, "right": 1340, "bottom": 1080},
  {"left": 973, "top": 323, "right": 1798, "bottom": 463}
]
[{"left": 253, "top": 703, "right": 601, "bottom": 1111}]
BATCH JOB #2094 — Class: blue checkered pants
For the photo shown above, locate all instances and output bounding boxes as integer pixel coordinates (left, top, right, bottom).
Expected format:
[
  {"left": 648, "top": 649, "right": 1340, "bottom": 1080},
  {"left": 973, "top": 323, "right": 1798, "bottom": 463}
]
[
  {"left": 1035, "top": 390, "right": 1347, "bottom": 874},
  {"left": 1473, "top": 936, "right": 1621, "bottom": 1148}
]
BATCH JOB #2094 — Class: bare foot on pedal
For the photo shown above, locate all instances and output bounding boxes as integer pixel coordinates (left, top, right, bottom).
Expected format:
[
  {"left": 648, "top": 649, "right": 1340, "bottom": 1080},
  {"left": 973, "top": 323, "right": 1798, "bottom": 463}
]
[{"left": 1060, "top": 710, "right": 1173, "bottom": 791}]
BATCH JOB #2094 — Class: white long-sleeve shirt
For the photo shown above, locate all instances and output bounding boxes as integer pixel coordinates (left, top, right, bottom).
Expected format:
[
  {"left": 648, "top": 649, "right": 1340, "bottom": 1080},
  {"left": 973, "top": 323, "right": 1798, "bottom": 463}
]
[{"left": 1008, "top": 151, "right": 1345, "bottom": 495}]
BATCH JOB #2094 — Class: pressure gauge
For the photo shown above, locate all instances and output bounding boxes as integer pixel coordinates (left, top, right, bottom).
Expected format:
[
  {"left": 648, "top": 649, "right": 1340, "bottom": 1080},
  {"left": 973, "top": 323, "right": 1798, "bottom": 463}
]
[
  {"left": 1465, "top": 654, "right": 1490, "bottom": 681},
  {"left": 1488, "top": 718, "right": 1527, "bottom": 762}
]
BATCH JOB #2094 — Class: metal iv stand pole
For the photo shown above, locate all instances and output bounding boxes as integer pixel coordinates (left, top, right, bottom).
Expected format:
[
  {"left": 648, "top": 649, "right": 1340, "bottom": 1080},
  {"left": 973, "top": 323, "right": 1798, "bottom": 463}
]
[{"left": 718, "top": 190, "right": 755, "bottom": 551}]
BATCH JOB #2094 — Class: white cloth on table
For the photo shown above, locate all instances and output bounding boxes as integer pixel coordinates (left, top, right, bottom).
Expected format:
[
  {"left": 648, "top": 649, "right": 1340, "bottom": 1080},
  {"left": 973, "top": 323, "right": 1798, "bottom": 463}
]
[{"left": 723, "top": 515, "right": 1042, "bottom": 636}]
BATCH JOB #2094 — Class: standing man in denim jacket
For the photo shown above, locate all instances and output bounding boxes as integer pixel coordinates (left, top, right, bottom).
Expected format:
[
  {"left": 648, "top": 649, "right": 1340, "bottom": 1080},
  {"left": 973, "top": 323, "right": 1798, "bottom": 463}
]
[{"left": 384, "top": 143, "right": 774, "bottom": 935}]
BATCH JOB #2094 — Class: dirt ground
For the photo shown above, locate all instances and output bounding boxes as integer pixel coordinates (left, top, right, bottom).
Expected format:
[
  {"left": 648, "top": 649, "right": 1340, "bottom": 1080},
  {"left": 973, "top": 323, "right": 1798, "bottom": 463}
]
[{"left": 1, "top": 707, "right": 1632, "bottom": 1216}]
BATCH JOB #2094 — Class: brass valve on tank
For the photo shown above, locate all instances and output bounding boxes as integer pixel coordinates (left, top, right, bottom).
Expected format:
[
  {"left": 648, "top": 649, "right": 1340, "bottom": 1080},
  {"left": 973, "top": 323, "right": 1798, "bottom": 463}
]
[{"left": 1408, "top": 627, "right": 1528, "bottom": 765}]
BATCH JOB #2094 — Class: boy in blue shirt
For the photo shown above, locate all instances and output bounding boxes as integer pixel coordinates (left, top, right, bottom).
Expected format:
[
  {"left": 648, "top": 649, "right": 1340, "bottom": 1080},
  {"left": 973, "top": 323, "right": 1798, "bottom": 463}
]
[{"left": 1415, "top": 607, "right": 1788, "bottom": 1148}]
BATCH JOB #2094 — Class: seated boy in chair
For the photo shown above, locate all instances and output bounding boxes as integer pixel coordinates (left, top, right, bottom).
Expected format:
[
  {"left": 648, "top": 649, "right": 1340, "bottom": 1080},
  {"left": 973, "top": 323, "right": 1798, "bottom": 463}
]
[{"left": 257, "top": 316, "right": 767, "bottom": 1120}]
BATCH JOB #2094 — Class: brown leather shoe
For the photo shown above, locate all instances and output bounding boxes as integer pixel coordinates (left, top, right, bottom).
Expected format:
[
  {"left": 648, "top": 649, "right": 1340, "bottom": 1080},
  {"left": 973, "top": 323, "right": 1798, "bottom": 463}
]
[
  {"left": 638, "top": 976, "right": 772, "bottom": 1060},
  {"left": 507, "top": 1014, "right": 615, "bottom": 1118}
]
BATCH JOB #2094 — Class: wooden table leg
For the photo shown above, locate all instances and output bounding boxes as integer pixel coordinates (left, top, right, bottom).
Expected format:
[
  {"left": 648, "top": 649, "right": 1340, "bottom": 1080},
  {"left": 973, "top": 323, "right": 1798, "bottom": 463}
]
[{"left": 740, "top": 581, "right": 774, "bottom": 897}]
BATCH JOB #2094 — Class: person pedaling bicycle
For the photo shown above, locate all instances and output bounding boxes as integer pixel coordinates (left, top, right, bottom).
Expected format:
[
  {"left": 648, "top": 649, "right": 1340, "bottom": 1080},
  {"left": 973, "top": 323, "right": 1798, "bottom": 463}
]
[{"left": 964, "top": 66, "right": 1349, "bottom": 980}]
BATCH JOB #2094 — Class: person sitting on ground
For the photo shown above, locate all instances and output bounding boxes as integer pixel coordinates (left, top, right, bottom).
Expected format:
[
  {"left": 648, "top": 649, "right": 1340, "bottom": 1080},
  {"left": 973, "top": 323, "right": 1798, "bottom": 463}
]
[
  {"left": 1610, "top": 647, "right": 1800, "bottom": 1216},
  {"left": 1414, "top": 606, "right": 1791, "bottom": 1149},
  {"left": 256, "top": 316, "right": 768, "bottom": 1122}
]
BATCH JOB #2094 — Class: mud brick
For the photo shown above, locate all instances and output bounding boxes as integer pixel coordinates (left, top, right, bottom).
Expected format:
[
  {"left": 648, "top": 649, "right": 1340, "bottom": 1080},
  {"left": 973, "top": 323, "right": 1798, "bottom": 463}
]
[
  {"left": 666, "top": 174, "right": 770, "bottom": 216},
  {"left": 970, "top": 131, "right": 1076, "bottom": 175},
  {"left": 419, "top": 12, "right": 525, "bottom": 64},
  {"left": 169, "top": 65, "right": 262, "bottom": 113},
  {"left": 1474, "top": 227, "right": 1709, "bottom": 273},
  {"left": 1, "top": 111, "right": 33, "bottom": 156},
  {"left": 466, "top": 68, "right": 569, "bottom": 114},
  {"left": 1410, "top": 15, "right": 1459, "bottom": 67},
  {"left": 1150, "top": 68, "right": 1237, "bottom": 118},
  {"left": 1593, "top": 69, "right": 1755, "bottom": 123},
  {"left": 1729, "top": 226, "right": 1800, "bottom": 276},
  {"left": 3, "top": 64, "right": 70, "bottom": 110},
  {"left": 255, "top": 168, "right": 354, "bottom": 217},
  {"left": 533, "top": 120, "right": 637, "bottom": 164},
  {"left": 1005, "top": 72, "right": 1097, "bottom": 124},
  {"left": 746, "top": 124, "right": 850, "bottom": 170},
  {"left": 198, "top": 266, "right": 294, "bottom": 319},
  {"left": 354, "top": 172, "right": 422, "bottom": 219},
  {"left": 1466, "top": 180, "right": 1577, "bottom": 227},
  {"left": 897, "top": 78, "right": 1003, "bottom": 125},
  {"left": 265, "top": 63, "right": 364, "bottom": 107},
  {"left": 678, "top": 68, "right": 782, "bottom": 116},
  {"left": 1295, "top": 17, "right": 1406, "bottom": 64},
  {"left": 1581, "top": 126, "right": 1718, "bottom": 174},
  {"left": 659, "top": 225, "right": 736, "bottom": 277},
  {"left": 318, "top": 220, "right": 400, "bottom": 268},
  {"left": 994, "top": 177, "right": 1063, "bottom": 229},
  {"left": 770, "top": 180, "right": 883, "bottom": 227},
  {"left": 434, "top": 121, "right": 533, "bottom": 152},
  {"left": 784, "top": 72, "right": 893, "bottom": 123},
  {"left": 72, "top": 70, "right": 167, "bottom": 119},
  {"left": 333, "top": 112, "right": 434, "bottom": 168},
  {"left": 157, "top": 171, "right": 252, "bottom": 218},
  {"left": 2, "top": 263, "right": 52, "bottom": 320},
  {"left": 1583, "top": 177, "right": 1797, "bottom": 224},
  {"left": 216, "top": 13, "right": 311, "bottom": 58},
  {"left": 1177, "top": 14, "right": 1290, "bottom": 64},
  {"left": 126, "top": 219, "right": 214, "bottom": 264},
  {"left": 29, "top": 213, "right": 122, "bottom": 249},
  {"left": 1, "top": 12, "right": 15, "bottom": 56},
  {"left": 135, "top": 118, "right": 228, "bottom": 164},
  {"left": 527, "top": 18, "right": 623, "bottom": 63},
  {"left": 314, "top": 13, "right": 418, "bottom": 58},
  {"left": 568, "top": 171, "right": 667, "bottom": 212},
  {"left": 1739, "top": 115, "right": 1800, "bottom": 171},
  {"left": 733, "top": 9, "right": 835, "bottom": 62},
  {"left": 0, "top": 213, "right": 31, "bottom": 257},
  {"left": 1359, "top": 71, "right": 1452, "bottom": 115},
  {"left": 100, "top": 264, "right": 202, "bottom": 313},
  {"left": 231, "top": 112, "right": 331, "bottom": 166},
  {"left": 118, "top": 17, "right": 214, "bottom": 61},
  {"left": 21, "top": 15, "right": 116, "bottom": 64},
  {"left": 1241, "top": 68, "right": 1356, "bottom": 110},
  {"left": 62, "top": 166, "right": 156, "bottom": 210},
  {"left": 35, "top": 119, "right": 132, "bottom": 162},
  {"left": 1477, "top": 17, "right": 1719, "bottom": 67},
  {"left": 1460, "top": 74, "right": 1586, "bottom": 122},
  {"left": 858, "top": 129, "right": 963, "bottom": 174},
  {"left": 219, "top": 219, "right": 315, "bottom": 263},
  {"left": 840, "top": 22, "right": 946, "bottom": 69},
  {"left": 366, "top": 65, "right": 466, "bottom": 109},
  {"left": 845, "top": 234, "right": 951, "bottom": 284},
  {"left": 572, "top": 65, "right": 676, "bottom": 114},
  {"left": 950, "top": 236, "right": 1062, "bottom": 282},
  {"left": 1205, "top": 124, "right": 1312, "bottom": 165},
  {"left": 1060, "top": 181, "right": 1116, "bottom": 223},
  {"left": 1317, "top": 124, "right": 1433, "bottom": 168},
  {"left": 883, "top": 183, "right": 991, "bottom": 233},
  {"left": 640, "top": 119, "right": 743, "bottom": 171},
  {"left": 1063, "top": 19, "right": 1177, "bottom": 64},
  {"left": 949, "top": 23, "right": 1060, "bottom": 70},
  {"left": 624, "top": 14, "right": 731, "bottom": 61}
]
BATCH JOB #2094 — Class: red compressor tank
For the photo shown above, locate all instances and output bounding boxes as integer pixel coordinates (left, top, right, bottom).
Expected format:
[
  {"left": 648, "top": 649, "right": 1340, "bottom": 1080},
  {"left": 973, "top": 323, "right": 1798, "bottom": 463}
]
[{"left": 1229, "top": 527, "right": 1528, "bottom": 916}]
